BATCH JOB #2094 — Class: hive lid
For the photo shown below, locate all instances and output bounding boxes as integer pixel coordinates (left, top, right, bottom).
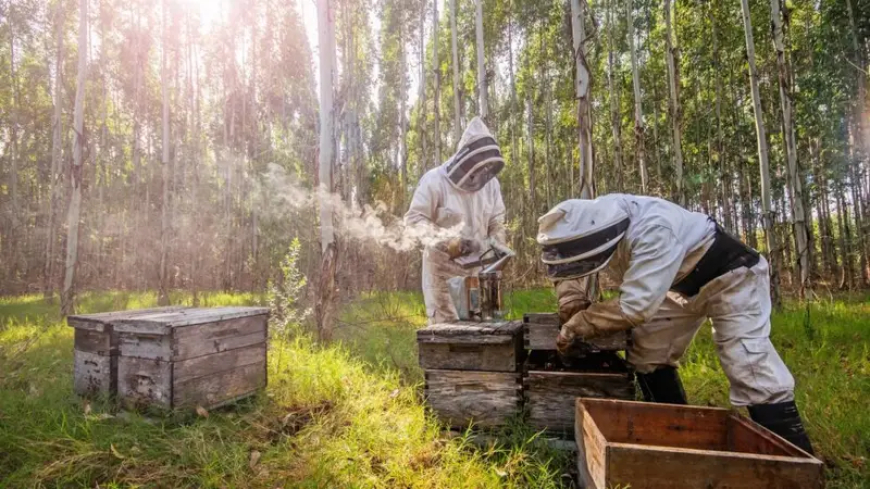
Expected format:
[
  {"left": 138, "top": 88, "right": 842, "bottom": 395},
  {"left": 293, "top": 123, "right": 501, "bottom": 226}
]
[
  {"left": 417, "top": 320, "right": 523, "bottom": 344},
  {"left": 67, "top": 306, "right": 191, "bottom": 332},
  {"left": 113, "top": 306, "right": 271, "bottom": 335}
]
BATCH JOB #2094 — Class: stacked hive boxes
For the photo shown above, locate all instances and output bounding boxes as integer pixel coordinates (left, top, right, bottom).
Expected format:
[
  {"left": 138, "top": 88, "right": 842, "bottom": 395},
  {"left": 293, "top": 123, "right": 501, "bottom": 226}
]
[
  {"left": 69, "top": 306, "right": 270, "bottom": 410},
  {"left": 418, "top": 314, "right": 635, "bottom": 433}
]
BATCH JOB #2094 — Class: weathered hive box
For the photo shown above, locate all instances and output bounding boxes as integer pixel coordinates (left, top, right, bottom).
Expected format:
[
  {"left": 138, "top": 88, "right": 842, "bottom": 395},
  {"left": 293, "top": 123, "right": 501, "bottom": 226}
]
[
  {"left": 524, "top": 351, "right": 635, "bottom": 433},
  {"left": 523, "top": 313, "right": 629, "bottom": 352},
  {"left": 424, "top": 369, "right": 522, "bottom": 428},
  {"left": 417, "top": 321, "right": 524, "bottom": 372},
  {"left": 114, "top": 307, "right": 270, "bottom": 409},
  {"left": 575, "top": 398, "right": 823, "bottom": 489},
  {"left": 68, "top": 307, "right": 188, "bottom": 397}
]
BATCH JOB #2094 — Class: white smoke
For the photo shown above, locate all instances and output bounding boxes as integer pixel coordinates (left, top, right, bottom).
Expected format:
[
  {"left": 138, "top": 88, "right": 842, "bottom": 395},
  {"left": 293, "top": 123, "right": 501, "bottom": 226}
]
[{"left": 257, "top": 163, "right": 462, "bottom": 251}]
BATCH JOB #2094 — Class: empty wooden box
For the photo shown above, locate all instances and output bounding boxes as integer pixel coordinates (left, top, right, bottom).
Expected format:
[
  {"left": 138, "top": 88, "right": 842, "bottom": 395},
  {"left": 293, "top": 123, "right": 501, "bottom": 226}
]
[
  {"left": 524, "top": 351, "right": 635, "bottom": 433},
  {"left": 424, "top": 369, "right": 522, "bottom": 428},
  {"left": 114, "top": 307, "right": 270, "bottom": 409},
  {"left": 523, "top": 313, "right": 629, "bottom": 352},
  {"left": 417, "top": 321, "right": 524, "bottom": 372},
  {"left": 68, "top": 306, "right": 188, "bottom": 397},
  {"left": 575, "top": 398, "right": 823, "bottom": 489}
]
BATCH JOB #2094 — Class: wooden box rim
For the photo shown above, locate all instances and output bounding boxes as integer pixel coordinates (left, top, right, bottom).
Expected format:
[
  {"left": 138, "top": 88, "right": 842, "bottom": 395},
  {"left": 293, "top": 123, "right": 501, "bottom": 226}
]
[
  {"left": 416, "top": 320, "right": 523, "bottom": 345},
  {"left": 113, "top": 306, "right": 270, "bottom": 335}
]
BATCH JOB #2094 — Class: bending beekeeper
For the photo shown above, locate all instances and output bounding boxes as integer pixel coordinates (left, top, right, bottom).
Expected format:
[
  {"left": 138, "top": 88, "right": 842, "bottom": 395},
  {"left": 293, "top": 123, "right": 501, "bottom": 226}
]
[
  {"left": 537, "top": 194, "right": 814, "bottom": 454},
  {"left": 404, "top": 117, "right": 507, "bottom": 324}
]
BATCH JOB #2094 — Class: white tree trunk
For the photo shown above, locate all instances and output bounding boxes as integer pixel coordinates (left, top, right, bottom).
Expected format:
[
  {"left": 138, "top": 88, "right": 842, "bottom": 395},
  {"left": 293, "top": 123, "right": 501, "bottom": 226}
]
[
  {"left": 317, "top": 0, "right": 338, "bottom": 342},
  {"left": 626, "top": 0, "right": 647, "bottom": 193},
  {"left": 770, "top": 0, "right": 809, "bottom": 293},
  {"left": 61, "top": 0, "right": 88, "bottom": 316},
  {"left": 433, "top": 0, "right": 441, "bottom": 163},
  {"left": 712, "top": 7, "right": 732, "bottom": 233},
  {"left": 450, "top": 0, "right": 461, "bottom": 142},
  {"left": 527, "top": 96, "right": 535, "bottom": 213},
  {"left": 46, "top": 3, "right": 65, "bottom": 297},
  {"left": 607, "top": 0, "right": 623, "bottom": 192},
  {"left": 159, "top": 0, "right": 171, "bottom": 306},
  {"left": 664, "top": 0, "right": 684, "bottom": 205},
  {"left": 571, "top": 0, "right": 594, "bottom": 200},
  {"left": 419, "top": 0, "right": 428, "bottom": 172},
  {"left": 741, "top": 0, "right": 780, "bottom": 307},
  {"left": 474, "top": 0, "right": 488, "bottom": 120}
]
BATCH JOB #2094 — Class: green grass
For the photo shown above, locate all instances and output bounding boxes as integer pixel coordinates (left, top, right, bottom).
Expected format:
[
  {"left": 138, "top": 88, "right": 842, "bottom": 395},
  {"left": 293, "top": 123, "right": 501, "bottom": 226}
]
[{"left": 1, "top": 289, "right": 868, "bottom": 487}]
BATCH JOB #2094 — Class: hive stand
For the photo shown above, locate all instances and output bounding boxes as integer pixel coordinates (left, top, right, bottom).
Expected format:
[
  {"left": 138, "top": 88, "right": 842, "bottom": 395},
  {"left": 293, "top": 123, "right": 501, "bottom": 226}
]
[
  {"left": 522, "top": 313, "right": 635, "bottom": 435},
  {"left": 417, "top": 321, "right": 524, "bottom": 429}
]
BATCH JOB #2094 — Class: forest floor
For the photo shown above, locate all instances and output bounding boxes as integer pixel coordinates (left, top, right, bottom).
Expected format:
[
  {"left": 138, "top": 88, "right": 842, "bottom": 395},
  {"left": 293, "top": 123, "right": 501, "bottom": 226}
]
[{"left": 0, "top": 289, "right": 868, "bottom": 488}]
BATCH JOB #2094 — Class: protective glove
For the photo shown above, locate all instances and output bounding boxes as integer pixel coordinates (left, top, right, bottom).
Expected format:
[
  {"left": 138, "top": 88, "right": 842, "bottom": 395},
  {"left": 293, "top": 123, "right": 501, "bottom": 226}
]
[
  {"left": 439, "top": 237, "right": 481, "bottom": 259},
  {"left": 559, "top": 298, "right": 592, "bottom": 325}
]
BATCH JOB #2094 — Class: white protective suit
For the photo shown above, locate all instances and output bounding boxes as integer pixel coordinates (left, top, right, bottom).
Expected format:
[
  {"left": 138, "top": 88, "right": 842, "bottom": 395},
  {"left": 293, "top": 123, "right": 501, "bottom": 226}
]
[
  {"left": 405, "top": 118, "right": 507, "bottom": 324},
  {"left": 538, "top": 194, "right": 796, "bottom": 406}
]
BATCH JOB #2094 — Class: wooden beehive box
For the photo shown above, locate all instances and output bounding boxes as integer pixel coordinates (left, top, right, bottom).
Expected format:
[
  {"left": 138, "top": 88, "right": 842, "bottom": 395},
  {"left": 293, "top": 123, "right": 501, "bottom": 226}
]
[
  {"left": 575, "top": 398, "right": 823, "bottom": 489},
  {"left": 68, "top": 306, "right": 188, "bottom": 397},
  {"left": 524, "top": 351, "right": 635, "bottom": 433},
  {"left": 417, "top": 321, "right": 524, "bottom": 372},
  {"left": 424, "top": 369, "right": 522, "bottom": 428},
  {"left": 114, "top": 306, "right": 270, "bottom": 409},
  {"left": 523, "top": 313, "right": 629, "bottom": 351}
]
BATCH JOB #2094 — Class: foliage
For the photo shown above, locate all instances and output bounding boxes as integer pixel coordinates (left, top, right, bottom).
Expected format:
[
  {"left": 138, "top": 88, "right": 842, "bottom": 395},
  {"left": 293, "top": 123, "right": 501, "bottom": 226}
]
[{"left": 267, "top": 238, "right": 310, "bottom": 339}]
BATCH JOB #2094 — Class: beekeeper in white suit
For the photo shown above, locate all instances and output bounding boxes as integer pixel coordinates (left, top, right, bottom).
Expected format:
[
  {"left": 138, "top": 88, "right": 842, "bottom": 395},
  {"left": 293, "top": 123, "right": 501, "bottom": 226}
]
[
  {"left": 404, "top": 117, "right": 507, "bottom": 324},
  {"left": 537, "top": 194, "right": 814, "bottom": 454}
]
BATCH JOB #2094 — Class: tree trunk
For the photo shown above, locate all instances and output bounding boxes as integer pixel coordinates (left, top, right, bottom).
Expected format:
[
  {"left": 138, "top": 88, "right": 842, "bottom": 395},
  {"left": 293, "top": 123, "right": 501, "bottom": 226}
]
[
  {"left": 159, "top": 0, "right": 171, "bottom": 306},
  {"left": 607, "top": 0, "right": 623, "bottom": 192},
  {"left": 626, "top": 0, "right": 647, "bottom": 193},
  {"left": 527, "top": 97, "right": 536, "bottom": 215},
  {"left": 419, "top": 0, "right": 428, "bottom": 172},
  {"left": 571, "top": 0, "right": 594, "bottom": 200},
  {"left": 61, "top": 0, "right": 88, "bottom": 316},
  {"left": 317, "top": 0, "right": 338, "bottom": 342},
  {"left": 450, "top": 0, "right": 461, "bottom": 142},
  {"left": 432, "top": 0, "right": 441, "bottom": 163},
  {"left": 770, "top": 0, "right": 810, "bottom": 295},
  {"left": 711, "top": 3, "right": 732, "bottom": 233},
  {"left": 664, "top": 0, "right": 684, "bottom": 205},
  {"left": 474, "top": 0, "right": 487, "bottom": 120},
  {"left": 740, "top": 0, "right": 780, "bottom": 308},
  {"left": 45, "top": 2, "right": 65, "bottom": 298}
]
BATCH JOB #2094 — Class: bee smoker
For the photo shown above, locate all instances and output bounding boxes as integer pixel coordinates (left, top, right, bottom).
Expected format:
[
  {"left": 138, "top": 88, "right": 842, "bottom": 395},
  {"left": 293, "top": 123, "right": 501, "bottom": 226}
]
[
  {"left": 477, "top": 247, "right": 513, "bottom": 321},
  {"left": 454, "top": 243, "right": 514, "bottom": 321}
]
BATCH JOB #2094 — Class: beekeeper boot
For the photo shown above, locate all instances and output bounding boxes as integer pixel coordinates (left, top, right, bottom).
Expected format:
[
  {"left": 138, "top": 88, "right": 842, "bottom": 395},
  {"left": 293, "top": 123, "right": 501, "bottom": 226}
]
[
  {"left": 636, "top": 366, "right": 688, "bottom": 405},
  {"left": 748, "top": 401, "right": 815, "bottom": 455}
]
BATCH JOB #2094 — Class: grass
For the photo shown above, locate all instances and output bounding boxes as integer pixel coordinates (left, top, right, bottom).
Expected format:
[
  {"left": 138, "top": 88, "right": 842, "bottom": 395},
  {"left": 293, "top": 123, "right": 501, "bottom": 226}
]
[{"left": 1, "top": 289, "right": 868, "bottom": 487}]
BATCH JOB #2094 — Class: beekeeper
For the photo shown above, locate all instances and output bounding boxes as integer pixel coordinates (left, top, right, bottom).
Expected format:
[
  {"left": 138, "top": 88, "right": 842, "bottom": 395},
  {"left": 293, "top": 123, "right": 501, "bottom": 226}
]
[
  {"left": 404, "top": 117, "right": 507, "bottom": 324},
  {"left": 537, "top": 194, "right": 814, "bottom": 454}
]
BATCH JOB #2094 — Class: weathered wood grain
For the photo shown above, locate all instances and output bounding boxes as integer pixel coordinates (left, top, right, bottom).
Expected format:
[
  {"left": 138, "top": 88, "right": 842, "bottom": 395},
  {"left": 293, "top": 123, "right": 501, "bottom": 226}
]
[
  {"left": 525, "top": 371, "right": 635, "bottom": 431},
  {"left": 173, "top": 362, "right": 265, "bottom": 408},
  {"left": 173, "top": 343, "right": 266, "bottom": 383},
  {"left": 117, "top": 356, "right": 172, "bottom": 408},
  {"left": 576, "top": 398, "right": 824, "bottom": 489},
  {"left": 74, "top": 328, "right": 116, "bottom": 354},
  {"left": 68, "top": 306, "right": 189, "bottom": 332},
  {"left": 424, "top": 369, "right": 521, "bottom": 428},
  {"left": 118, "top": 333, "right": 173, "bottom": 361},
  {"left": 118, "top": 315, "right": 267, "bottom": 361},
  {"left": 523, "top": 313, "right": 629, "bottom": 351},
  {"left": 113, "top": 307, "right": 270, "bottom": 335},
  {"left": 419, "top": 342, "right": 518, "bottom": 372},
  {"left": 416, "top": 321, "right": 523, "bottom": 343},
  {"left": 73, "top": 350, "right": 117, "bottom": 396},
  {"left": 174, "top": 330, "right": 267, "bottom": 360}
]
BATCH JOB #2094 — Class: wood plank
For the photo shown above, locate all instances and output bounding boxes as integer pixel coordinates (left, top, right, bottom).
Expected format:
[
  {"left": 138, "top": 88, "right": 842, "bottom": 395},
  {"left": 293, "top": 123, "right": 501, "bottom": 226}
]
[
  {"left": 173, "top": 343, "right": 266, "bottom": 383},
  {"left": 117, "top": 356, "right": 172, "bottom": 408},
  {"left": 73, "top": 350, "right": 117, "bottom": 396},
  {"left": 118, "top": 333, "right": 173, "bottom": 361},
  {"left": 173, "top": 362, "right": 266, "bottom": 408},
  {"left": 579, "top": 402, "right": 608, "bottom": 489},
  {"left": 68, "top": 306, "right": 189, "bottom": 332},
  {"left": 579, "top": 398, "right": 731, "bottom": 451},
  {"left": 173, "top": 314, "right": 267, "bottom": 339},
  {"left": 74, "top": 328, "right": 116, "bottom": 354},
  {"left": 606, "top": 443, "right": 824, "bottom": 489},
  {"left": 526, "top": 371, "right": 634, "bottom": 431},
  {"left": 417, "top": 321, "right": 523, "bottom": 344},
  {"left": 524, "top": 319, "right": 629, "bottom": 351},
  {"left": 113, "top": 307, "right": 270, "bottom": 335},
  {"left": 424, "top": 370, "right": 521, "bottom": 428},
  {"left": 575, "top": 399, "right": 599, "bottom": 489},
  {"left": 728, "top": 415, "right": 808, "bottom": 457},
  {"left": 523, "top": 312, "right": 560, "bottom": 325},
  {"left": 174, "top": 330, "right": 267, "bottom": 361},
  {"left": 418, "top": 342, "right": 518, "bottom": 372}
]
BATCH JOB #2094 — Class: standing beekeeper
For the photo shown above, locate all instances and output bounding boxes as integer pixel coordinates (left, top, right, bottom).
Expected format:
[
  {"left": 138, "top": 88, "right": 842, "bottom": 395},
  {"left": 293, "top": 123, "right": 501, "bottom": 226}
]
[
  {"left": 537, "top": 194, "right": 814, "bottom": 454},
  {"left": 404, "top": 117, "right": 507, "bottom": 324}
]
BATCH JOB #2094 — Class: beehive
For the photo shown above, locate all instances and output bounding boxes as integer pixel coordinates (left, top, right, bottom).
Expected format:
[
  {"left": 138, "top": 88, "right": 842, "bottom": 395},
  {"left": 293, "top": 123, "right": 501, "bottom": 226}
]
[
  {"left": 576, "top": 398, "right": 823, "bottom": 489},
  {"left": 418, "top": 321, "right": 524, "bottom": 427},
  {"left": 523, "top": 313, "right": 629, "bottom": 352},
  {"left": 68, "top": 307, "right": 188, "bottom": 397},
  {"left": 524, "top": 351, "right": 635, "bottom": 433},
  {"left": 114, "top": 307, "right": 270, "bottom": 409}
]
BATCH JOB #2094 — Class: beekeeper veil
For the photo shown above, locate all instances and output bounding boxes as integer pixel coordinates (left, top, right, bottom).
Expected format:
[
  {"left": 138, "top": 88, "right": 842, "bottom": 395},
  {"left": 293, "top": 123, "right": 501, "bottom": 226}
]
[
  {"left": 536, "top": 199, "right": 630, "bottom": 280},
  {"left": 444, "top": 117, "right": 505, "bottom": 192}
]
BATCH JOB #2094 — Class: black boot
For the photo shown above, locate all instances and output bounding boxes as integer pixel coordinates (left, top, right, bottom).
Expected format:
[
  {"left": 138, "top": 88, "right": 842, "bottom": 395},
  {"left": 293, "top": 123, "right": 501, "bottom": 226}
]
[
  {"left": 636, "top": 366, "right": 688, "bottom": 405},
  {"left": 748, "top": 401, "right": 815, "bottom": 455}
]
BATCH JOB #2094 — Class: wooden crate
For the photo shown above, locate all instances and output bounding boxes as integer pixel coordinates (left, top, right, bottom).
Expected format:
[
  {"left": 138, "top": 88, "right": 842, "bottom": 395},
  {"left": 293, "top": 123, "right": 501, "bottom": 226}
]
[
  {"left": 417, "top": 321, "right": 523, "bottom": 372},
  {"left": 524, "top": 351, "right": 635, "bottom": 433},
  {"left": 424, "top": 369, "right": 522, "bottom": 428},
  {"left": 575, "top": 398, "right": 823, "bottom": 489},
  {"left": 68, "top": 307, "right": 188, "bottom": 397},
  {"left": 523, "top": 313, "right": 629, "bottom": 352},
  {"left": 114, "top": 307, "right": 270, "bottom": 409}
]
